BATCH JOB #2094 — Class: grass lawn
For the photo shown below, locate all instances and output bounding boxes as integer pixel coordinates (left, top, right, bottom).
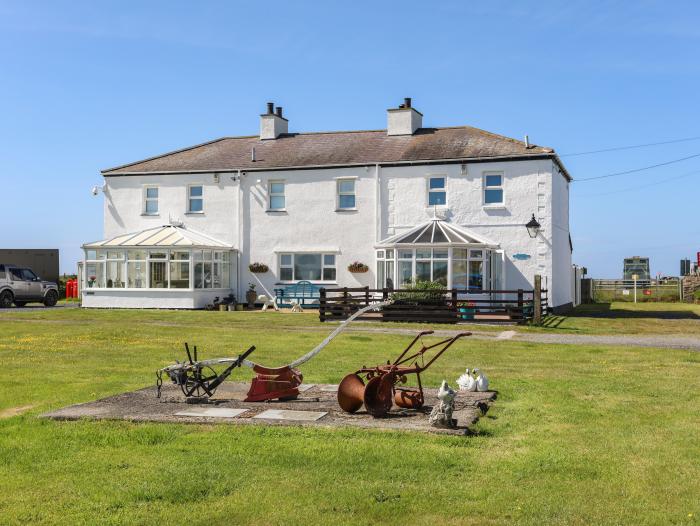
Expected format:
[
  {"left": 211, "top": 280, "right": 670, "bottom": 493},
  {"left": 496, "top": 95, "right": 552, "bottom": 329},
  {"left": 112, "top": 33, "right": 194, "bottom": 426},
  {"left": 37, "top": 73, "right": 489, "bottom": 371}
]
[{"left": 0, "top": 308, "right": 698, "bottom": 525}]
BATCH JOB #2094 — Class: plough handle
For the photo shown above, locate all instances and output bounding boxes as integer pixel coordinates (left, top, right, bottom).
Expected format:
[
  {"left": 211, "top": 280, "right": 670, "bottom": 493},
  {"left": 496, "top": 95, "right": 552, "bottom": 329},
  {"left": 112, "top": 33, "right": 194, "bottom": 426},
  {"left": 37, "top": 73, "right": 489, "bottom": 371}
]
[{"left": 239, "top": 345, "right": 256, "bottom": 363}]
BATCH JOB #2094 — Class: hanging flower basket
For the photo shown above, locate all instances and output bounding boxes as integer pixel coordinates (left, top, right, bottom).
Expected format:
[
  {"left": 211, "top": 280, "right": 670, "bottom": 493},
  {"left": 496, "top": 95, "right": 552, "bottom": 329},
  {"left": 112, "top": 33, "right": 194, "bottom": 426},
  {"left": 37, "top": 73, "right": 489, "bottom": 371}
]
[
  {"left": 248, "top": 262, "right": 269, "bottom": 273},
  {"left": 348, "top": 261, "right": 369, "bottom": 273}
]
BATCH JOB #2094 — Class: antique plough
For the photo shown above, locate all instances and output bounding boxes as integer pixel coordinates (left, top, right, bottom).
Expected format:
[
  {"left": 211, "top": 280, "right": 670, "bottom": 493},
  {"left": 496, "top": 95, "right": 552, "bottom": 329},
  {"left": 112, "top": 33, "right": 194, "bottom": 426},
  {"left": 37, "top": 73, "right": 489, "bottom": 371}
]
[
  {"left": 156, "top": 300, "right": 392, "bottom": 401},
  {"left": 337, "top": 330, "right": 471, "bottom": 417},
  {"left": 156, "top": 343, "right": 256, "bottom": 398}
]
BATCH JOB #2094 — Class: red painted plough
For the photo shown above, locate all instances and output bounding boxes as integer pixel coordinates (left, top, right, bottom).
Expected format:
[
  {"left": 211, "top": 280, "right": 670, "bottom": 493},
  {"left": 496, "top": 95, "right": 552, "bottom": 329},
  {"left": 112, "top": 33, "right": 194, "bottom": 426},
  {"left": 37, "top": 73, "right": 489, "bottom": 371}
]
[{"left": 337, "top": 330, "right": 471, "bottom": 417}]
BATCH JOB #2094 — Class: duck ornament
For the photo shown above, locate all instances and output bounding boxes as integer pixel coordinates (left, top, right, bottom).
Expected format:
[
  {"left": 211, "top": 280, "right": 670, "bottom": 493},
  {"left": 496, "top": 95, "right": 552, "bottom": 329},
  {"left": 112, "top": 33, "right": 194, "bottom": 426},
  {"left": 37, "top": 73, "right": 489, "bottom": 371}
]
[
  {"left": 473, "top": 368, "right": 489, "bottom": 392},
  {"left": 457, "top": 368, "right": 477, "bottom": 392},
  {"left": 429, "top": 380, "right": 457, "bottom": 428}
]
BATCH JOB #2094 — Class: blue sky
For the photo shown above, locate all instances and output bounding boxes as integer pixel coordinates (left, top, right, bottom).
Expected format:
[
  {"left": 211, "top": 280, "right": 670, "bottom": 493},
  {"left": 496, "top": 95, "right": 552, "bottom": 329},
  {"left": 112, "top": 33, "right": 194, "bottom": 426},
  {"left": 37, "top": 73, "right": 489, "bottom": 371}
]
[{"left": 1, "top": 0, "right": 698, "bottom": 277}]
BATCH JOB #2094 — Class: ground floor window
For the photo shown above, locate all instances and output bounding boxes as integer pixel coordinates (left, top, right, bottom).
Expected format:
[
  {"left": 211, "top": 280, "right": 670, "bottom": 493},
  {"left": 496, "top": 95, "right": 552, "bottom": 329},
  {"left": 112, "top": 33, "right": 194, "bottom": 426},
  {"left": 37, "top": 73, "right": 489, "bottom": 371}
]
[{"left": 278, "top": 253, "right": 336, "bottom": 282}]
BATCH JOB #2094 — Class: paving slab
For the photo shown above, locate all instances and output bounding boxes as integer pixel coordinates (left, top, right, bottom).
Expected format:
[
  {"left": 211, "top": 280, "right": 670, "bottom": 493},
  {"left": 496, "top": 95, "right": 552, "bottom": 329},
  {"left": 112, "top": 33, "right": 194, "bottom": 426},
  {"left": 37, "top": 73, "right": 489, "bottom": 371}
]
[
  {"left": 174, "top": 407, "right": 248, "bottom": 418},
  {"left": 253, "top": 409, "right": 327, "bottom": 422}
]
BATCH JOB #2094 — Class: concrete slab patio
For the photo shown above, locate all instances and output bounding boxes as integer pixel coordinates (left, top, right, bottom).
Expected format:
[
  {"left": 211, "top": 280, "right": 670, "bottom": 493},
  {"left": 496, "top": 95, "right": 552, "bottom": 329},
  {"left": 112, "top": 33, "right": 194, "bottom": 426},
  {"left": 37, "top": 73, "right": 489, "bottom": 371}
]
[{"left": 42, "top": 381, "right": 496, "bottom": 436}]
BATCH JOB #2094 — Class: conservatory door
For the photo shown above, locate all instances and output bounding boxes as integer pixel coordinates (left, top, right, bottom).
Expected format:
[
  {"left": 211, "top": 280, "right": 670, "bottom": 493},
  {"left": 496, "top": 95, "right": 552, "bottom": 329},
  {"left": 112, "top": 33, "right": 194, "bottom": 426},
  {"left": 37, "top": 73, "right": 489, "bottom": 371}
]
[{"left": 451, "top": 248, "right": 490, "bottom": 305}]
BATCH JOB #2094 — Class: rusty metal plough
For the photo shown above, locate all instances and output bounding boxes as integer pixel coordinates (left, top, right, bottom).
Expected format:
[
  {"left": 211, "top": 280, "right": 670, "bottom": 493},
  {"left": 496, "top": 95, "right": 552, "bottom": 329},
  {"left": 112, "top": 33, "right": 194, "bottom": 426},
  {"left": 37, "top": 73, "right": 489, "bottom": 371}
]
[{"left": 337, "top": 330, "right": 471, "bottom": 417}]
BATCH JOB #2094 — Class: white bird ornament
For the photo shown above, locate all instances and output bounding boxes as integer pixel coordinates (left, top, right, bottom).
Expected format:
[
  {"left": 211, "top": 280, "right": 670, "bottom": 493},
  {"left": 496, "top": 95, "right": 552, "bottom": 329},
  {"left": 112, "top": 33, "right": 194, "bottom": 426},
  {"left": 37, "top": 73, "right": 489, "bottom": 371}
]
[
  {"left": 457, "top": 368, "right": 477, "bottom": 392},
  {"left": 437, "top": 380, "right": 456, "bottom": 403},
  {"left": 474, "top": 368, "right": 489, "bottom": 392}
]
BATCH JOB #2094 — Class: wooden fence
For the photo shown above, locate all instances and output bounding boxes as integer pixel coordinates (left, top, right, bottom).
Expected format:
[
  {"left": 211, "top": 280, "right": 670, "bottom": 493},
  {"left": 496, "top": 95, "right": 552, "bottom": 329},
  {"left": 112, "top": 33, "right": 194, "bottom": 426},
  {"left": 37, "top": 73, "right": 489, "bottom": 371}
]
[{"left": 319, "top": 287, "right": 549, "bottom": 324}]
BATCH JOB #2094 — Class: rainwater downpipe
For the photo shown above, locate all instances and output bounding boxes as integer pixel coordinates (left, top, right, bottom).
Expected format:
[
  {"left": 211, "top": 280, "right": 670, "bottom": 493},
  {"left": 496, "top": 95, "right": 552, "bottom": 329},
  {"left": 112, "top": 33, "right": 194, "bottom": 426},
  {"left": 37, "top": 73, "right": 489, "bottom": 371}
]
[{"left": 237, "top": 169, "right": 242, "bottom": 302}]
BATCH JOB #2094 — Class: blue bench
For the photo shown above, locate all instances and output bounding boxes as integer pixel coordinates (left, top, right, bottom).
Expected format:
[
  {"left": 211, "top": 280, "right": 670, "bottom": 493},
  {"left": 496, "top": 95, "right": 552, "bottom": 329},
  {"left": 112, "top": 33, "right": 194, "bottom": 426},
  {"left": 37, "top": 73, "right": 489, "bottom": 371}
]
[{"left": 273, "top": 280, "right": 321, "bottom": 308}]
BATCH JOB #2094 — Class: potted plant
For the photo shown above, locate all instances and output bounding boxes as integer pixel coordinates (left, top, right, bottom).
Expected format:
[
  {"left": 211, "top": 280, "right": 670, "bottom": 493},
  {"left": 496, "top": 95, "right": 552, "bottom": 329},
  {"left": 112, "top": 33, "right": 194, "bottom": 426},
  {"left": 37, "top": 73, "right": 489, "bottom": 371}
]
[
  {"left": 88, "top": 275, "right": 96, "bottom": 288},
  {"left": 347, "top": 261, "right": 369, "bottom": 273},
  {"left": 248, "top": 262, "right": 269, "bottom": 273},
  {"left": 458, "top": 301, "right": 476, "bottom": 320},
  {"left": 246, "top": 283, "right": 257, "bottom": 309}
]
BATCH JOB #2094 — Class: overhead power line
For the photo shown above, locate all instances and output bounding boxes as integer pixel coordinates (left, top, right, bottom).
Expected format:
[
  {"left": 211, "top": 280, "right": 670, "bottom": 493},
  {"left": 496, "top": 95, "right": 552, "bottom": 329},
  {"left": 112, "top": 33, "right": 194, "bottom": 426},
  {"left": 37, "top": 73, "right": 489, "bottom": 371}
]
[
  {"left": 575, "top": 169, "right": 700, "bottom": 197},
  {"left": 560, "top": 135, "right": 700, "bottom": 157},
  {"left": 575, "top": 152, "right": 700, "bottom": 182}
]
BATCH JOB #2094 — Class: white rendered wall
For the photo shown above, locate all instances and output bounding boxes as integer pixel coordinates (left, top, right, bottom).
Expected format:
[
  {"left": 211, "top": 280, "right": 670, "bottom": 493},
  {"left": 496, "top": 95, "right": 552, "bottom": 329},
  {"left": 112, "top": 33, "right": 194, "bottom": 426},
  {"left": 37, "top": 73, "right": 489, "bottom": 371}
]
[
  {"left": 81, "top": 289, "right": 229, "bottom": 309},
  {"left": 380, "top": 160, "right": 556, "bottom": 296},
  {"left": 550, "top": 163, "right": 573, "bottom": 308},
  {"left": 102, "top": 158, "right": 572, "bottom": 307},
  {"left": 103, "top": 172, "right": 238, "bottom": 244},
  {"left": 240, "top": 166, "right": 377, "bottom": 299}
]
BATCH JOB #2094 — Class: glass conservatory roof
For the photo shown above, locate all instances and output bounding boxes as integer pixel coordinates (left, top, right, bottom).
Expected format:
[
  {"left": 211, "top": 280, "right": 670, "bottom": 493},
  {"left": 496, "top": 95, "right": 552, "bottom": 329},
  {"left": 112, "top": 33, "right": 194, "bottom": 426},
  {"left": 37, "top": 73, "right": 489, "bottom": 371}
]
[
  {"left": 376, "top": 219, "right": 497, "bottom": 247},
  {"left": 82, "top": 224, "right": 233, "bottom": 249}
]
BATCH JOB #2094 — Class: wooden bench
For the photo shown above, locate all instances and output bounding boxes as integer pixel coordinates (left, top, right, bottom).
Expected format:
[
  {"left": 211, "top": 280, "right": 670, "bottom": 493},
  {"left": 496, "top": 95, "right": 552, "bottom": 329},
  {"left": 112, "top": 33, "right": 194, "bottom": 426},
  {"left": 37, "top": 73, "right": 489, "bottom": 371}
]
[{"left": 274, "top": 280, "right": 321, "bottom": 308}]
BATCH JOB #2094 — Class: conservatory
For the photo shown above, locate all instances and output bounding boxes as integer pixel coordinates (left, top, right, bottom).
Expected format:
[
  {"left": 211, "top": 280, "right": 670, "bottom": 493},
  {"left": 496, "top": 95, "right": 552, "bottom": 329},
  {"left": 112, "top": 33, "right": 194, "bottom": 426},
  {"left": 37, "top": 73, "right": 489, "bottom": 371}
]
[
  {"left": 375, "top": 218, "right": 503, "bottom": 293},
  {"left": 81, "top": 224, "right": 236, "bottom": 309}
]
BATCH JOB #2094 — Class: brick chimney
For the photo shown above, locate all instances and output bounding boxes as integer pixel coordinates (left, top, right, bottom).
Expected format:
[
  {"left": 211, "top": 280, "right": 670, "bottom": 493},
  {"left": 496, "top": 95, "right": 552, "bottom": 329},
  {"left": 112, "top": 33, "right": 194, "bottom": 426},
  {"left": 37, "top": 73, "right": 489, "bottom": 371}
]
[
  {"left": 387, "top": 97, "right": 422, "bottom": 136},
  {"left": 260, "top": 102, "right": 288, "bottom": 140}
]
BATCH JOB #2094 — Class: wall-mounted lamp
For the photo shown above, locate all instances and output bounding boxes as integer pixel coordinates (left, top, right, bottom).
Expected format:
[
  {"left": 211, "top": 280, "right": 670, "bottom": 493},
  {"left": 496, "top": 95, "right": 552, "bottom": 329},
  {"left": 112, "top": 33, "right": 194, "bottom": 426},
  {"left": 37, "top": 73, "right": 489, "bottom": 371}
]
[
  {"left": 91, "top": 184, "right": 106, "bottom": 196},
  {"left": 526, "top": 214, "right": 541, "bottom": 238}
]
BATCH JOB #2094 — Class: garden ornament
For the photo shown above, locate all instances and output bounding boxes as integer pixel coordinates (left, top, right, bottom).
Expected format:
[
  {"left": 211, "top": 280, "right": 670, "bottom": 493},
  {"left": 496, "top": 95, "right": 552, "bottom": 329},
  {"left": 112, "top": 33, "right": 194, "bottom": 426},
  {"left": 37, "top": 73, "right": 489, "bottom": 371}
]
[
  {"left": 257, "top": 294, "right": 278, "bottom": 312},
  {"left": 457, "top": 368, "right": 477, "bottom": 392},
  {"left": 290, "top": 299, "right": 304, "bottom": 313},
  {"left": 474, "top": 368, "right": 489, "bottom": 392},
  {"left": 429, "top": 380, "right": 457, "bottom": 428}
]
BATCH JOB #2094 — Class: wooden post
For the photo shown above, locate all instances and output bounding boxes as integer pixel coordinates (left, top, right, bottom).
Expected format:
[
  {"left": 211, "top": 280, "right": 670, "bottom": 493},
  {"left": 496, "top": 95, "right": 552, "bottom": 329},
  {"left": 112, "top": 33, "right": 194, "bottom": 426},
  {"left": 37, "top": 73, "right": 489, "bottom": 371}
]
[
  {"left": 382, "top": 288, "right": 388, "bottom": 301},
  {"left": 533, "top": 275, "right": 542, "bottom": 325},
  {"left": 364, "top": 286, "right": 370, "bottom": 307},
  {"left": 451, "top": 290, "right": 457, "bottom": 310},
  {"left": 319, "top": 288, "right": 326, "bottom": 322},
  {"left": 517, "top": 289, "right": 524, "bottom": 317}
]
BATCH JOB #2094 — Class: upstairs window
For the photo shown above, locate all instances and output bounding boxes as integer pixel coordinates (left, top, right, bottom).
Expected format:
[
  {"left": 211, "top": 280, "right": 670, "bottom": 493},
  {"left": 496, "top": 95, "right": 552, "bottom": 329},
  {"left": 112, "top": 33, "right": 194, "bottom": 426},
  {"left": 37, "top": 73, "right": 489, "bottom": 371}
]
[
  {"left": 337, "top": 179, "right": 356, "bottom": 210},
  {"left": 144, "top": 186, "right": 159, "bottom": 215},
  {"left": 484, "top": 173, "right": 504, "bottom": 205},
  {"left": 428, "top": 176, "right": 446, "bottom": 206},
  {"left": 269, "top": 181, "right": 285, "bottom": 210},
  {"left": 188, "top": 185, "right": 203, "bottom": 213}
]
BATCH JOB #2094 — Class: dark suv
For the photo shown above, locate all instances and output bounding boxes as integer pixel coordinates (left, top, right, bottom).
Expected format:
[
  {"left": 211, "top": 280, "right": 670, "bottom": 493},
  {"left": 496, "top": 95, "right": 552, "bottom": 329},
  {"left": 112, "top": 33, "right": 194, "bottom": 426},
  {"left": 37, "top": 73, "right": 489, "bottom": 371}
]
[{"left": 0, "top": 264, "right": 59, "bottom": 308}]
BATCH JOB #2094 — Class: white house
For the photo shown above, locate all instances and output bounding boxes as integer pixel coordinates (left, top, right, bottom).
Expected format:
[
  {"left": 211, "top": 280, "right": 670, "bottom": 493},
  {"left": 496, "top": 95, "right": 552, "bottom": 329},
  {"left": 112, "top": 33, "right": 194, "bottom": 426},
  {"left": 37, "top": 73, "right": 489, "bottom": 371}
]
[{"left": 81, "top": 98, "right": 574, "bottom": 311}]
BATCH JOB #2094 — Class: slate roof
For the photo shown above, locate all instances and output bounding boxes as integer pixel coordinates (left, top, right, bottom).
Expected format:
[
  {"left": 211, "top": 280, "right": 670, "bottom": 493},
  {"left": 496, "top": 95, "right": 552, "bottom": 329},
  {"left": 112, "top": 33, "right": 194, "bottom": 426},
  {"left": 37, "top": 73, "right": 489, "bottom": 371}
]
[{"left": 102, "top": 126, "right": 560, "bottom": 175}]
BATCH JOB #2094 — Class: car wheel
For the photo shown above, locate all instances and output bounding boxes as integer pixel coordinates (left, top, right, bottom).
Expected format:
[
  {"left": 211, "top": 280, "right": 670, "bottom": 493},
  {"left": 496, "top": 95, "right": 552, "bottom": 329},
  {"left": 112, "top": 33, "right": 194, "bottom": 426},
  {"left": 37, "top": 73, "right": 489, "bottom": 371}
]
[
  {"left": 14, "top": 301, "right": 26, "bottom": 307},
  {"left": 44, "top": 290, "right": 58, "bottom": 307},
  {"left": 0, "top": 290, "right": 13, "bottom": 308}
]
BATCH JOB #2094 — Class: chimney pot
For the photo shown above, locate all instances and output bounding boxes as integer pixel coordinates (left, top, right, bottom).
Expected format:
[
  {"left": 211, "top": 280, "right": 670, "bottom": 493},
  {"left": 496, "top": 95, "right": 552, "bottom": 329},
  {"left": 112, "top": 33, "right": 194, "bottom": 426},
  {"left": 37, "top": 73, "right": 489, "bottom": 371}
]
[
  {"left": 266, "top": 102, "right": 274, "bottom": 114},
  {"left": 404, "top": 97, "right": 411, "bottom": 108},
  {"left": 275, "top": 106, "right": 283, "bottom": 118}
]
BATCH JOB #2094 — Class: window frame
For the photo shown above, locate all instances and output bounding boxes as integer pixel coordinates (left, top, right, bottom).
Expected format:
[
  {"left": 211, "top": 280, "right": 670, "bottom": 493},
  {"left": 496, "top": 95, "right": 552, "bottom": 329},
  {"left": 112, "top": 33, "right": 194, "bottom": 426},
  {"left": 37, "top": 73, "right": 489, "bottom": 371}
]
[
  {"left": 268, "top": 180, "right": 286, "bottom": 211},
  {"left": 143, "top": 185, "right": 159, "bottom": 216},
  {"left": 427, "top": 175, "right": 447, "bottom": 207},
  {"left": 336, "top": 178, "right": 357, "bottom": 211},
  {"left": 483, "top": 171, "right": 505, "bottom": 207},
  {"left": 277, "top": 252, "right": 337, "bottom": 283},
  {"left": 187, "top": 185, "right": 204, "bottom": 214}
]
